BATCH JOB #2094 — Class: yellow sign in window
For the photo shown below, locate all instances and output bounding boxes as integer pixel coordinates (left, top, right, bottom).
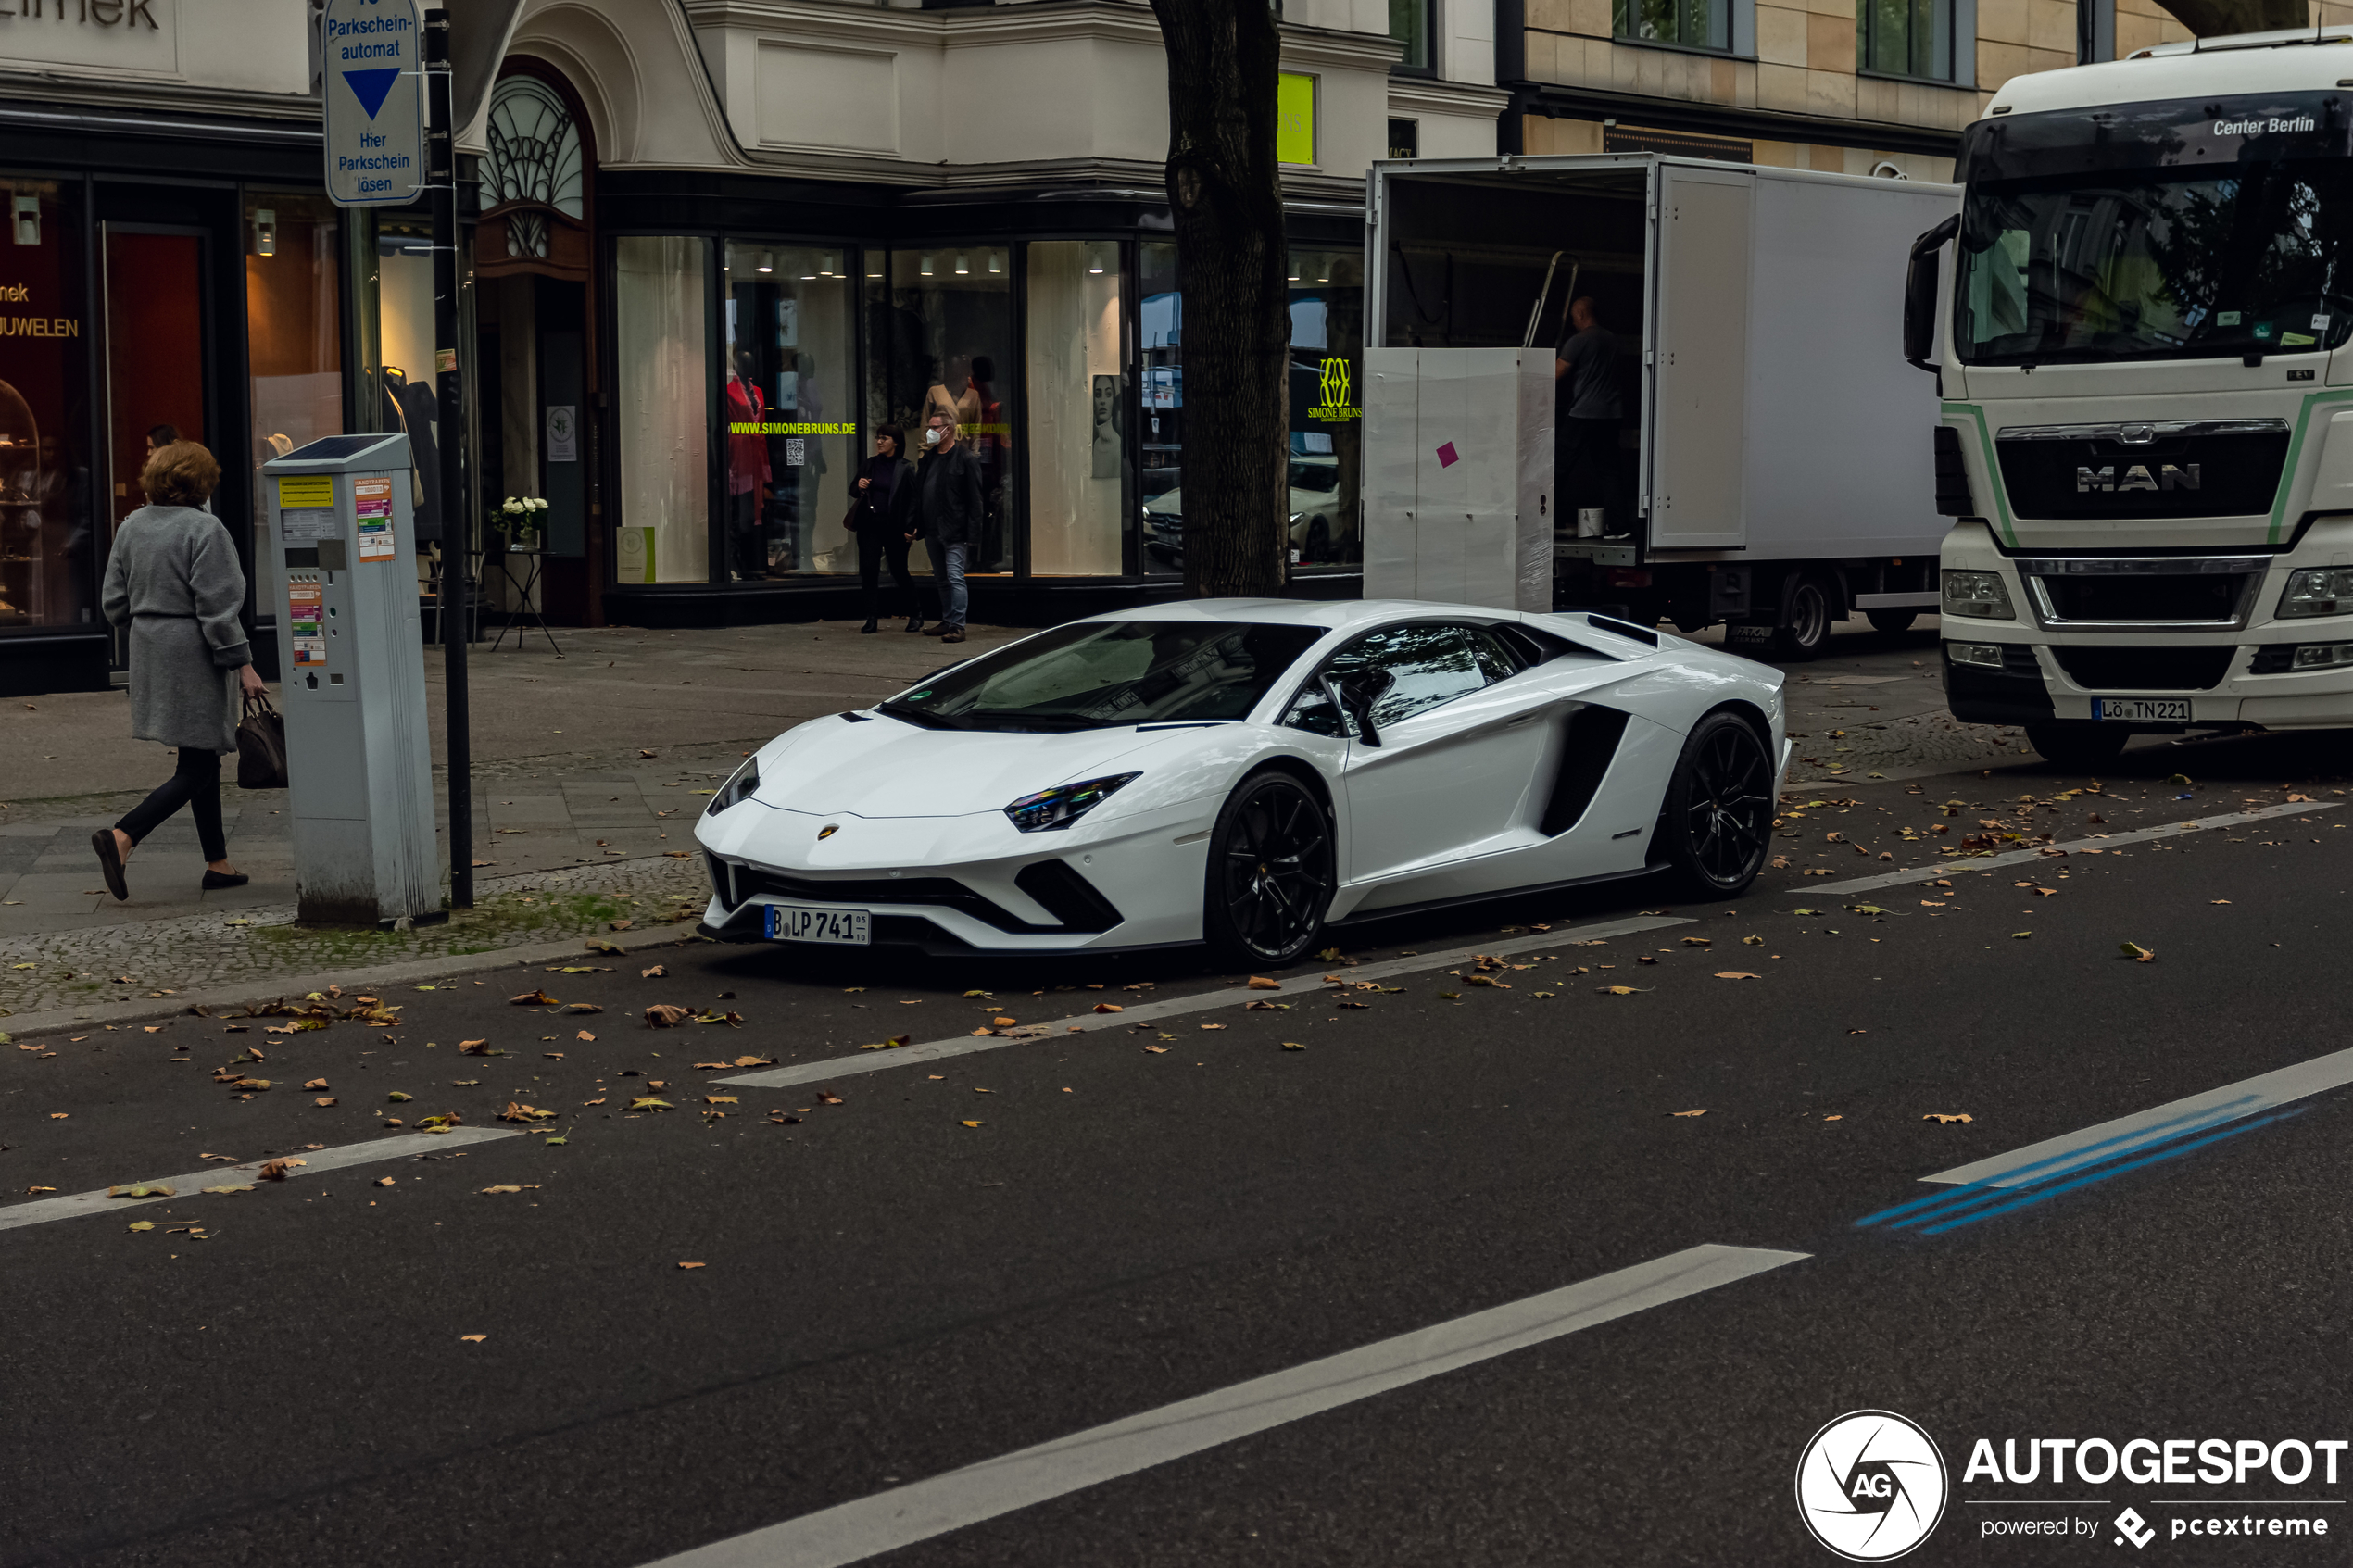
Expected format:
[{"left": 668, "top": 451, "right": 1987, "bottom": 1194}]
[
  {"left": 1277, "top": 72, "right": 1316, "bottom": 168},
  {"left": 276, "top": 475, "right": 333, "bottom": 508}
]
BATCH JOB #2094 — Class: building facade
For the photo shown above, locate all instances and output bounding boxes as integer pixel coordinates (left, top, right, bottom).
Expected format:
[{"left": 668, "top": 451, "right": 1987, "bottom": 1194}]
[
  {"left": 1499, "top": 0, "right": 2196, "bottom": 178},
  {"left": 0, "top": 0, "right": 1506, "bottom": 694}
]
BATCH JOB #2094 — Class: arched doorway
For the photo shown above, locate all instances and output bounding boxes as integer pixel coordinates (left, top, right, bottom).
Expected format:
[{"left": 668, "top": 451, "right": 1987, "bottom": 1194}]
[{"left": 475, "top": 63, "right": 601, "bottom": 625}]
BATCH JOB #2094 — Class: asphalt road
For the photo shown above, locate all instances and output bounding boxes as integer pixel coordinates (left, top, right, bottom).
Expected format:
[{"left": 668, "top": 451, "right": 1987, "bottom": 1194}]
[{"left": 5, "top": 734, "right": 2353, "bottom": 1568}]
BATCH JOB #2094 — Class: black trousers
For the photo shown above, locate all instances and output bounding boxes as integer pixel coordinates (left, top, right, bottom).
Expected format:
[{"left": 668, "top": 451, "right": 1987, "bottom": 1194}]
[
  {"left": 117, "top": 747, "right": 226, "bottom": 863},
  {"left": 1557, "top": 416, "right": 1620, "bottom": 528},
  {"left": 858, "top": 528, "right": 921, "bottom": 619}
]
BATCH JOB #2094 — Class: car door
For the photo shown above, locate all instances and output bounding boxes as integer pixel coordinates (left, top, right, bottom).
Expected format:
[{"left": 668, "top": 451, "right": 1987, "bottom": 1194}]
[{"left": 1297, "top": 621, "right": 1558, "bottom": 886}]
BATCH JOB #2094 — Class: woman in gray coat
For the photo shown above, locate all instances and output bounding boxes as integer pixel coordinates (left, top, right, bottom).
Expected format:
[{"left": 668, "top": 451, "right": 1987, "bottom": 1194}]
[{"left": 90, "top": 441, "right": 266, "bottom": 899}]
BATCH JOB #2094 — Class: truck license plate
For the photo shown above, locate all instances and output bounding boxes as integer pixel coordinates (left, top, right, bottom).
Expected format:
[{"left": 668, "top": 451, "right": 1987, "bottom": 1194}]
[
  {"left": 2093, "top": 697, "right": 2191, "bottom": 723},
  {"left": 764, "top": 905, "right": 871, "bottom": 946}
]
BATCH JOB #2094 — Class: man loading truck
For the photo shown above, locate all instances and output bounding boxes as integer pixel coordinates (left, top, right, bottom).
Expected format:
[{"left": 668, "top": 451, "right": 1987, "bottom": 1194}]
[{"left": 1915, "top": 23, "right": 2353, "bottom": 768}]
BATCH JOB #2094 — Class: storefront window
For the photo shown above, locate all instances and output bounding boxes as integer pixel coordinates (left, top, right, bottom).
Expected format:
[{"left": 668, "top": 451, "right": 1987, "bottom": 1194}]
[
  {"left": 1139, "top": 241, "right": 1181, "bottom": 578},
  {"left": 1289, "top": 245, "right": 1364, "bottom": 566},
  {"left": 244, "top": 192, "right": 342, "bottom": 552},
  {"left": 1025, "top": 240, "right": 1126, "bottom": 576},
  {"left": 613, "top": 234, "right": 710, "bottom": 584},
  {"left": 868, "top": 245, "right": 1015, "bottom": 573},
  {"left": 348, "top": 208, "right": 447, "bottom": 545},
  {"left": 0, "top": 176, "right": 94, "bottom": 630},
  {"left": 722, "top": 242, "right": 857, "bottom": 580}
]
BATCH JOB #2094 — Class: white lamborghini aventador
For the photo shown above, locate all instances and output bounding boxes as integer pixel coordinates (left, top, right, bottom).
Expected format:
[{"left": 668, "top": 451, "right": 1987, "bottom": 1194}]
[{"left": 696, "top": 600, "right": 1789, "bottom": 968}]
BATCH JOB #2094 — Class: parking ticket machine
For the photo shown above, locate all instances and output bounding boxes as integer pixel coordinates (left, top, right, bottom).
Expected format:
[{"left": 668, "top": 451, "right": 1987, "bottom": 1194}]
[{"left": 259, "top": 433, "right": 440, "bottom": 926}]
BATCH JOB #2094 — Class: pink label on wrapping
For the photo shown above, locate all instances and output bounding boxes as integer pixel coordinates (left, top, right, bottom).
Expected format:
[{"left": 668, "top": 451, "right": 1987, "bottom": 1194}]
[{"left": 1435, "top": 442, "right": 1459, "bottom": 468}]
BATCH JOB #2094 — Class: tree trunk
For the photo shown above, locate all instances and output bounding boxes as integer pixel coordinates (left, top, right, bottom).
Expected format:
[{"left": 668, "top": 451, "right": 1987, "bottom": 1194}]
[
  {"left": 2154, "top": 0, "right": 2307, "bottom": 33},
  {"left": 1149, "top": 0, "right": 1290, "bottom": 599}
]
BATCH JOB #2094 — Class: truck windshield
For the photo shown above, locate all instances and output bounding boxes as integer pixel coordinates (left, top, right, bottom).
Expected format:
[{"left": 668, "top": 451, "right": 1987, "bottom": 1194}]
[
  {"left": 1957, "top": 164, "right": 2353, "bottom": 364},
  {"left": 1954, "top": 94, "right": 2353, "bottom": 365}
]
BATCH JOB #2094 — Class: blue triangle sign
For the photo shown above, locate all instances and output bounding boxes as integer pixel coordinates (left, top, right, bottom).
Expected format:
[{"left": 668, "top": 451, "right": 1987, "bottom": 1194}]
[{"left": 343, "top": 67, "right": 401, "bottom": 121}]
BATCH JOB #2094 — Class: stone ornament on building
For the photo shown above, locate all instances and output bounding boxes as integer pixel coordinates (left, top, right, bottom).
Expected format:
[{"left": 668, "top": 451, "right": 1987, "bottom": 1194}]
[{"left": 481, "top": 74, "right": 589, "bottom": 279}]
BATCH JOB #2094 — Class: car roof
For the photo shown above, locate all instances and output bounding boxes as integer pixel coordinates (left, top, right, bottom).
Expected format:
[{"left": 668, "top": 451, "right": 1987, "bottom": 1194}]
[{"left": 1074, "top": 599, "right": 1532, "bottom": 634}]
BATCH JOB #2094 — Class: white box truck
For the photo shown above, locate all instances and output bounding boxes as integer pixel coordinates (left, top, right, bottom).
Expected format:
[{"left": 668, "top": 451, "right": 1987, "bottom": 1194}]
[
  {"left": 1363, "top": 153, "right": 1960, "bottom": 658},
  {"left": 1911, "top": 26, "right": 2353, "bottom": 767}
]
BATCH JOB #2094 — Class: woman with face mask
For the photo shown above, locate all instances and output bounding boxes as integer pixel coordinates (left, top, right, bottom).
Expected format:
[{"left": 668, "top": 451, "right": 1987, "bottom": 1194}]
[{"left": 849, "top": 424, "right": 924, "bottom": 633}]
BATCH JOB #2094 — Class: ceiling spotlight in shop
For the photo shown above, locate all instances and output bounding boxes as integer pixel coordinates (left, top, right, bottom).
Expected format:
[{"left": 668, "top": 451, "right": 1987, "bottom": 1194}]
[
  {"left": 253, "top": 208, "right": 276, "bottom": 257},
  {"left": 987, "top": 252, "right": 1000, "bottom": 274},
  {"left": 757, "top": 251, "right": 774, "bottom": 273},
  {"left": 11, "top": 196, "right": 37, "bottom": 247},
  {"left": 920, "top": 255, "right": 934, "bottom": 276},
  {"left": 823, "top": 252, "right": 839, "bottom": 276},
  {"left": 955, "top": 254, "right": 970, "bottom": 275}
]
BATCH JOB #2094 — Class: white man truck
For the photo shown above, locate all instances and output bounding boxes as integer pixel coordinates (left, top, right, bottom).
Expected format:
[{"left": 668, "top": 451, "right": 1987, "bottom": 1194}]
[{"left": 1916, "top": 26, "right": 2353, "bottom": 767}]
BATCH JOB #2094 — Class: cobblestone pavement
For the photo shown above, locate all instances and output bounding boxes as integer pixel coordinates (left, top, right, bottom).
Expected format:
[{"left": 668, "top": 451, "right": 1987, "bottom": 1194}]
[{"left": 0, "top": 852, "right": 710, "bottom": 1021}]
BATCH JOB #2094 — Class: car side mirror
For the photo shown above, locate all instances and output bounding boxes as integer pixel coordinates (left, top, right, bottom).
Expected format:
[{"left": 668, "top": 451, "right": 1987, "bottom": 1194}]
[{"left": 1330, "top": 669, "right": 1394, "bottom": 746}]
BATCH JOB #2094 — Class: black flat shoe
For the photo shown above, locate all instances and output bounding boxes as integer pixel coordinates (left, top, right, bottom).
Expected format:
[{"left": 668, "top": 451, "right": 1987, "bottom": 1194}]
[
  {"left": 90, "top": 829, "right": 128, "bottom": 902},
  {"left": 859, "top": 619, "right": 879, "bottom": 634},
  {"left": 905, "top": 617, "right": 925, "bottom": 633},
  {"left": 202, "top": 870, "right": 249, "bottom": 890}
]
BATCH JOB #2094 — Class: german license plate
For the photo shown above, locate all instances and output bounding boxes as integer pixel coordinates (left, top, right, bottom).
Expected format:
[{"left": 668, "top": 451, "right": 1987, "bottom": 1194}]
[
  {"left": 763, "top": 905, "right": 871, "bottom": 945},
  {"left": 2093, "top": 697, "right": 2191, "bottom": 722}
]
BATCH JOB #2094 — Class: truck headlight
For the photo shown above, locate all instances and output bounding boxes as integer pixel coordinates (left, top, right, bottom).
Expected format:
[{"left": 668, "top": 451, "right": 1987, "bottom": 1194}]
[
  {"left": 2277, "top": 567, "right": 2353, "bottom": 618},
  {"left": 2294, "top": 642, "right": 2353, "bottom": 669},
  {"left": 1942, "top": 570, "right": 2016, "bottom": 620},
  {"left": 1946, "top": 642, "right": 2006, "bottom": 669}
]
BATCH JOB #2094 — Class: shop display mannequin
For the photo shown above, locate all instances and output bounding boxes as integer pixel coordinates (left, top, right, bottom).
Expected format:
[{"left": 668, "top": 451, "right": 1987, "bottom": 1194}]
[{"left": 724, "top": 350, "right": 771, "bottom": 581}]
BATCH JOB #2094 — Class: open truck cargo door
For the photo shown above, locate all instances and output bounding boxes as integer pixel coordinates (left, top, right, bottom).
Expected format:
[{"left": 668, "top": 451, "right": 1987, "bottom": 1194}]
[
  {"left": 1645, "top": 163, "right": 1752, "bottom": 551},
  {"left": 1363, "top": 347, "right": 1553, "bottom": 609}
]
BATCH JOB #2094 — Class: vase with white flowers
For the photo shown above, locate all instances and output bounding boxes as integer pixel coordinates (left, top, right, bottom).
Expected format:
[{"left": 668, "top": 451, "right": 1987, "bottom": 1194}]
[{"left": 496, "top": 495, "right": 549, "bottom": 551}]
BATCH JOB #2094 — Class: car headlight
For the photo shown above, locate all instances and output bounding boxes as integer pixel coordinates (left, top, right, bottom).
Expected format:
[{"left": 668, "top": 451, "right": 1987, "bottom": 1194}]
[
  {"left": 706, "top": 757, "right": 760, "bottom": 816},
  {"left": 1003, "top": 772, "right": 1140, "bottom": 833},
  {"left": 2278, "top": 567, "right": 2353, "bottom": 618},
  {"left": 1942, "top": 570, "right": 2016, "bottom": 620}
]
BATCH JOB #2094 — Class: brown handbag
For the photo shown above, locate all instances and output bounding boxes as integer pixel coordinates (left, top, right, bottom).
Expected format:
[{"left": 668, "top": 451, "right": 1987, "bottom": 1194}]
[{"left": 235, "top": 695, "right": 289, "bottom": 790}]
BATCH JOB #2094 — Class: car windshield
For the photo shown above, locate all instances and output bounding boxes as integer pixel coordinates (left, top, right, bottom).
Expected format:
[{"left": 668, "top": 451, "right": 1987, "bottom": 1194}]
[
  {"left": 1290, "top": 461, "right": 1340, "bottom": 494},
  {"left": 882, "top": 621, "right": 1327, "bottom": 731},
  {"left": 1956, "top": 94, "right": 2353, "bottom": 364}
]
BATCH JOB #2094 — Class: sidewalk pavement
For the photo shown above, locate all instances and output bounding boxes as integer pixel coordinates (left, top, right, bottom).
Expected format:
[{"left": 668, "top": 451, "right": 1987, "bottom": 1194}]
[{"left": 0, "top": 620, "right": 1019, "bottom": 1017}]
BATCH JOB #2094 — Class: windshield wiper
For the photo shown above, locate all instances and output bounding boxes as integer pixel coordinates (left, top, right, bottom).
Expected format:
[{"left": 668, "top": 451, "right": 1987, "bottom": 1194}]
[
  {"left": 877, "top": 700, "right": 966, "bottom": 731},
  {"left": 965, "top": 711, "right": 1101, "bottom": 733}
]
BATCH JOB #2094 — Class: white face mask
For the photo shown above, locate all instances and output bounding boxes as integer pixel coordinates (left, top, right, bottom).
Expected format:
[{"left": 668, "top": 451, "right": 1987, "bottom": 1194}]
[{"left": 924, "top": 427, "right": 941, "bottom": 446}]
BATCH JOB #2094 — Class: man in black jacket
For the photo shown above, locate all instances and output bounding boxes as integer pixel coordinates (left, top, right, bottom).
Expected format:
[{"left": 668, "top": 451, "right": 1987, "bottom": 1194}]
[{"left": 916, "top": 410, "right": 982, "bottom": 643}]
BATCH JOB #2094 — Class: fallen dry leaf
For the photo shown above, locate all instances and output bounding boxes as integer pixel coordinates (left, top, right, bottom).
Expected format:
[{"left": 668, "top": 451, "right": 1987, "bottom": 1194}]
[
  {"left": 959, "top": 1119, "right": 984, "bottom": 1127},
  {"left": 509, "top": 989, "right": 560, "bottom": 1006},
  {"left": 1245, "top": 976, "right": 1282, "bottom": 990},
  {"left": 644, "top": 1004, "right": 691, "bottom": 1028},
  {"left": 375, "top": 1176, "right": 395, "bottom": 1187},
  {"left": 314, "top": 1097, "right": 337, "bottom": 1108},
  {"left": 1596, "top": 985, "right": 1646, "bottom": 996},
  {"left": 641, "top": 964, "right": 667, "bottom": 978},
  {"left": 107, "top": 1184, "right": 175, "bottom": 1198},
  {"left": 303, "top": 1078, "right": 329, "bottom": 1090},
  {"left": 480, "top": 1185, "right": 523, "bottom": 1194},
  {"left": 1713, "top": 972, "right": 1762, "bottom": 980},
  {"left": 1923, "top": 1112, "right": 1974, "bottom": 1124},
  {"left": 2120, "top": 942, "right": 2157, "bottom": 963},
  {"left": 677, "top": 1261, "right": 706, "bottom": 1270},
  {"left": 705, "top": 1095, "right": 738, "bottom": 1106},
  {"left": 1091, "top": 1002, "right": 1123, "bottom": 1013},
  {"left": 256, "top": 1158, "right": 307, "bottom": 1181},
  {"left": 459, "top": 1334, "right": 487, "bottom": 1343},
  {"left": 1668, "top": 1109, "right": 1707, "bottom": 1118}
]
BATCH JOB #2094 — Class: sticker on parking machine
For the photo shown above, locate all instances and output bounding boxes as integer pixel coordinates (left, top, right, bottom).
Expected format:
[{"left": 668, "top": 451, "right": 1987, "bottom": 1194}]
[{"left": 352, "top": 475, "right": 396, "bottom": 561}]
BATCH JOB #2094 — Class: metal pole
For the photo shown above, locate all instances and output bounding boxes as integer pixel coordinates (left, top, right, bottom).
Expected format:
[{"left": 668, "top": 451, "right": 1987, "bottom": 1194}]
[{"left": 425, "top": 6, "right": 473, "bottom": 910}]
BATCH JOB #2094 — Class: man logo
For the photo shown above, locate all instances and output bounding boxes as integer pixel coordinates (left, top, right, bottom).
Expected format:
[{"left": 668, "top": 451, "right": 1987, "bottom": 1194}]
[{"left": 1795, "top": 1410, "right": 1948, "bottom": 1561}]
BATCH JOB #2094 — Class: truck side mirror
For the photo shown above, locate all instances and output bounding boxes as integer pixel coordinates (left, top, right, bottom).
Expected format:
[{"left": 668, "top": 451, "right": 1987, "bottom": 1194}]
[{"left": 1904, "top": 215, "right": 1959, "bottom": 374}]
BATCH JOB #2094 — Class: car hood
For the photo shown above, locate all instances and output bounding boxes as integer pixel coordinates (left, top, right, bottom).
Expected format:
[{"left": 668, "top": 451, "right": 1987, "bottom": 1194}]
[{"left": 749, "top": 714, "right": 1185, "bottom": 818}]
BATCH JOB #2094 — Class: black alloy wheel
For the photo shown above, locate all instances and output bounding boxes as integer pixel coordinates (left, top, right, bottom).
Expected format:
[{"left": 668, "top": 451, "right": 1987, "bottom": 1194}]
[
  {"left": 1660, "top": 710, "right": 1775, "bottom": 896},
  {"left": 1202, "top": 771, "right": 1336, "bottom": 968}
]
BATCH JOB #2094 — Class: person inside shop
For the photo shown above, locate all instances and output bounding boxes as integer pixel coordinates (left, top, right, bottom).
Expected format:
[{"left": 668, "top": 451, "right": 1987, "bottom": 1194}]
[
  {"left": 850, "top": 422, "right": 924, "bottom": 634},
  {"left": 725, "top": 349, "right": 772, "bottom": 580},
  {"left": 1554, "top": 296, "right": 1623, "bottom": 538},
  {"left": 90, "top": 440, "right": 267, "bottom": 901},
  {"left": 916, "top": 409, "right": 980, "bottom": 646}
]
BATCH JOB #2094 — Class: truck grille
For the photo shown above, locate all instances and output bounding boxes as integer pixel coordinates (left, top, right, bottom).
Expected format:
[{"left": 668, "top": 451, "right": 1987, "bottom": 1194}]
[
  {"left": 2050, "top": 646, "right": 2235, "bottom": 691},
  {"left": 2016, "top": 555, "right": 2266, "bottom": 629},
  {"left": 1995, "top": 420, "right": 2288, "bottom": 520}
]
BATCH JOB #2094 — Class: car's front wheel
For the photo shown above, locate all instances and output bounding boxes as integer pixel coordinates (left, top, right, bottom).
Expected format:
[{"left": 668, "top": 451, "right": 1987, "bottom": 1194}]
[
  {"left": 1659, "top": 710, "right": 1775, "bottom": 897},
  {"left": 1202, "top": 770, "right": 1335, "bottom": 970}
]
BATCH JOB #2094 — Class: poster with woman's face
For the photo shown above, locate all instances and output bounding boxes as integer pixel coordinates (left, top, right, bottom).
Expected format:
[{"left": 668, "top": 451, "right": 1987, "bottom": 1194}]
[{"left": 1090, "top": 374, "right": 1120, "bottom": 480}]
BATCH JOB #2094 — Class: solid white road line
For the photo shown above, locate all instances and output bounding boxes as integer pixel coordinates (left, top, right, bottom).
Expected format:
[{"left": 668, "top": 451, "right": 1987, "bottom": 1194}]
[
  {"left": 0, "top": 1126, "right": 521, "bottom": 1233},
  {"left": 636, "top": 1243, "right": 1809, "bottom": 1568},
  {"left": 716, "top": 913, "right": 1693, "bottom": 1093},
  {"left": 1925, "top": 1044, "right": 2353, "bottom": 1189},
  {"left": 1789, "top": 798, "right": 2342, "bottom": 900}
]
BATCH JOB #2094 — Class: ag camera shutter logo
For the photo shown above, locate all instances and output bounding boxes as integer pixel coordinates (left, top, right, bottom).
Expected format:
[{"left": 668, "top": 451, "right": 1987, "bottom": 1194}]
[{"left": 1796, "top": 1410, "right": 1949, "bottom": 1561}]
